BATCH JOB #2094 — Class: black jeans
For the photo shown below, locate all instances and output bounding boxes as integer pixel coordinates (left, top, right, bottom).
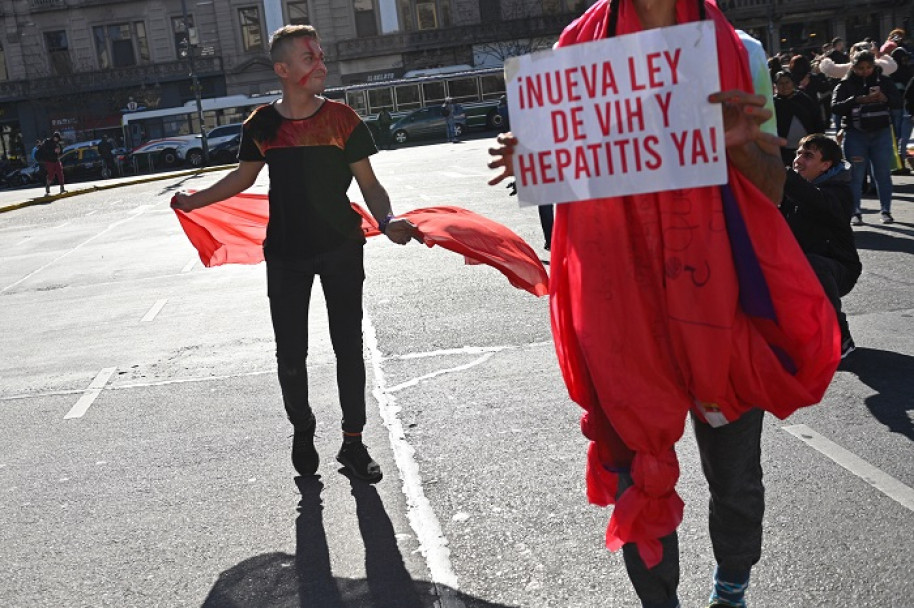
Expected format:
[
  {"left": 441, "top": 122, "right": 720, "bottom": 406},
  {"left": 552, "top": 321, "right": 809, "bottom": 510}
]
[
  {"left": 622, "top": 408, "right": 765, "bottom": 608},
  {"left": 266, "top": 241, "right": 366, "bottom": 434},
  {"left": 806, "top": 253, "right": 858, "bottom": 343}
]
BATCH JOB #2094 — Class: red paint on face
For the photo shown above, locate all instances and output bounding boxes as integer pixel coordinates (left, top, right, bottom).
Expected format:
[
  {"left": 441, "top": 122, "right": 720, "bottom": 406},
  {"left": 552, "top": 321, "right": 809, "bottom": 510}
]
[{"left": 296, "top": 38, "right": 326, "bottom": 87}]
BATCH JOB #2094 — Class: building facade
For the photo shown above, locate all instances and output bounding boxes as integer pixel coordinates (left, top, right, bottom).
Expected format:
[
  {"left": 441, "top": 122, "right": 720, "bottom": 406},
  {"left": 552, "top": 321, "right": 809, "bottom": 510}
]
[
  {"left": 5, "top": 0, "right": 911, "bottom": 163},
  {"left": 719, "top": 0, "right": 914, "bottom": 55},
  {"left": 0, "top": 0, "right": 592, "bottom": 162}
]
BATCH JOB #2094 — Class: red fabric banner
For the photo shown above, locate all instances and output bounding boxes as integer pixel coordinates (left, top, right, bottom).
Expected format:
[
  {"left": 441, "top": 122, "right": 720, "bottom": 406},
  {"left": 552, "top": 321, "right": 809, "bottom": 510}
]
[{"left": 172, "top": 193, "right": 548, "bottom": 297}]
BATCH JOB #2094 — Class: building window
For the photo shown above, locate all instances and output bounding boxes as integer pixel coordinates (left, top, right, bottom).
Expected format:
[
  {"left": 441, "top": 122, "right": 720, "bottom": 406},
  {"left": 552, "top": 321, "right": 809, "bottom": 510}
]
[
  {"left": 288, "top": 1, "right": 310, "bottom": 25},
  {"left": 543, "top": 0, "right": 585, "bottom": 14},
  {"left": 479, "top": 0, "right": 500, "bottom": 22},
  {"left": 354, "top": 0, "right": 378, "bottom": 37},
  {"left": 173, "top": 15, "right": 195, "bottom": 59},
  {"left": 397, "top": 0, "right": 451, "bottom": 31},
  {"left": 93, "top": 23, "right": 150, "bottom": 69},
  {"left": 45, "top": 30, "right": 72, "bottom": 75},
  {"left": 0, "top": 43, "right": 8, "bottom": 82},
  {"left": 239, "top": 7, "right": 264, "bottom": 51}
]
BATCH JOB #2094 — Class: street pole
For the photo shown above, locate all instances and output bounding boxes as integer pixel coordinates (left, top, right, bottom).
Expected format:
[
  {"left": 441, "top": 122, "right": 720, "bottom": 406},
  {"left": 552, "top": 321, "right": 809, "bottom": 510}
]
[{"left": 180, "top": 0, "right": 208, "bottom": 165}]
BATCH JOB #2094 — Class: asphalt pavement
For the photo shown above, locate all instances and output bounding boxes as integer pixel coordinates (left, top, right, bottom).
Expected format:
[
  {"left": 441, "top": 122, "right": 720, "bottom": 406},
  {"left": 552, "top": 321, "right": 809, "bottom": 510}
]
[{"left": 1, "top": 140, "right": 912, "bottom": 608}]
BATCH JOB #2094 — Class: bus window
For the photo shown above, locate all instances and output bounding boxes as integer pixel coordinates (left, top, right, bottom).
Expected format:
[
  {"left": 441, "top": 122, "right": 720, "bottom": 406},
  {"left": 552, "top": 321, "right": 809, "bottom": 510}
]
[
  {"left": 446, "top": 77, "right": 477, "bottom": 103},
  {"left": 422, "top": 81, "right": 445, "bottom": 105},
  {"left": 394, "top": 84, "right": 421, "bottom": 111},
  {"left": 367, "top": 88, "right": 393, "bottom": 113},
  {"left": 480, "top": 74, "right": 506, "bottom": 100},
  {"left": 346, "top": 90, "right": 368, "bottom": 115}
]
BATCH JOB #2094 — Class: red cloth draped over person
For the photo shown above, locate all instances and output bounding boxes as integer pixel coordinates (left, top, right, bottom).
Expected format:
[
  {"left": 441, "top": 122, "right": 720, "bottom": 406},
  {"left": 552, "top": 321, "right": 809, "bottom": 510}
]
[
  {"left": 173, "top": 193, "right": 548, "bottom": 297},
  {"left": 548, "top": 0, "right": 840, "bottom": 568}
]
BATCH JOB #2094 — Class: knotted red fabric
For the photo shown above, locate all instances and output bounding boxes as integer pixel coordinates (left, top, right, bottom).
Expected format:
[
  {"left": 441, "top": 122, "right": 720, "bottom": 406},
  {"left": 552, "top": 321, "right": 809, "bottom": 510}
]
[
  {"left": 551, "top": 0, "right": 840, "bottom": 567},
  {"left": 172, "top": 193, "right": 548, "bottom": 297}
]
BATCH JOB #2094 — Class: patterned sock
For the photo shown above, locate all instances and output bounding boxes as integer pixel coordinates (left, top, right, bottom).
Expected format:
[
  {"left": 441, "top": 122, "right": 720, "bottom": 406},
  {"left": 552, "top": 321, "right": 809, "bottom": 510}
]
[{"left": 709, "top": 566, "right": 750, "bottom": 607}]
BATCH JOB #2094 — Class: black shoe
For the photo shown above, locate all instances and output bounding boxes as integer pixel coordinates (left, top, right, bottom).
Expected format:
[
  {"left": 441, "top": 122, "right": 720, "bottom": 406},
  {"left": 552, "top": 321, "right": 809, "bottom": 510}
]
[
  {"left": 851, "top": 213, "right": 863, "bottom": 226},
  {"left": 337, "top": 440, "right": 382, "bottom": 483},
  {"left": 881, "top": 212, "right": 894, "bottom": 224},
  {"left": 292, "top": 418, "right": 319, "bottom": 476},
  {"left": 841, "top": 336, "right": 856, "bottom": 359}
]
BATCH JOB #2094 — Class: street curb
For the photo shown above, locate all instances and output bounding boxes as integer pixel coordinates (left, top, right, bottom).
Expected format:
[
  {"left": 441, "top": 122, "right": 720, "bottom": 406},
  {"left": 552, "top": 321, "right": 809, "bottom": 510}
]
[{"left": 0, "top": 164, "right": 233, "bottom": 214}]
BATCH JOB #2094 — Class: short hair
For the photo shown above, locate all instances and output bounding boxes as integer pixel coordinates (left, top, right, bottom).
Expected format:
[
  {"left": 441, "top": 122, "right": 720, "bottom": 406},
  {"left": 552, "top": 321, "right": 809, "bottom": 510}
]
[
  {"left": 269, "top": 25, "right": 319, "bottom": 63},
  {"left": 852, "top": 50, "right": 876, "bottom": 65},
  {"left": 831, "top": 37, "right": 843, "bottom": 44},
  {"left": 798, "top": 134, "right": 843, "bottom": 166},
  {"left": 774, "top": 70, "right": 793, "bottom": 84}
]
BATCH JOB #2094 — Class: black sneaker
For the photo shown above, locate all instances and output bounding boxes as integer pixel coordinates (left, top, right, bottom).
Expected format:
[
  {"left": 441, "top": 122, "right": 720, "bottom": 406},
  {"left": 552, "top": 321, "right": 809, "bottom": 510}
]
[
  {"left": 851, "top": 213, "right": 863, "bottom": 226},
  {"left": 881, "top": 212, "right": 894, "bottom": 224},
  {"left": 337, "top": 440, "right": 382, "bottom": 483},
  {"left": 841, "top": 336, "right": 856, "bottom": 359},
  {"left": 292, "top": 418, "right": 319, "bottom": 476}
]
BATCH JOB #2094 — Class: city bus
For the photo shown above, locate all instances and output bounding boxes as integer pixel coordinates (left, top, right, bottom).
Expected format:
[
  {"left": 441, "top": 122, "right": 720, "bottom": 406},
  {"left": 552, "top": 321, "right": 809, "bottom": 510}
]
[
  {"left": 120, "top": 92, "right": 281, "bottom": 149},
  {"left": 120, "top": 66, "right": 506, "bottom": 154},
  {"left": 324, "top": 66, "right": 507, "bottom": 133}
]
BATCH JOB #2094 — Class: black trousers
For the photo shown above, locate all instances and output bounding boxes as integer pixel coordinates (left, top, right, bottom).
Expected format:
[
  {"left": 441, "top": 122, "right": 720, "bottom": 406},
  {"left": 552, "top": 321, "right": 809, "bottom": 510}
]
[
  {"left": 266, "top": 241, "right": 366, "bottom": 434},
  {"left": 806, "top": 254, "right": 858, "bottom": 343},
  {"left": 622, "top": 409, "right": 765, "bottom": 608}
]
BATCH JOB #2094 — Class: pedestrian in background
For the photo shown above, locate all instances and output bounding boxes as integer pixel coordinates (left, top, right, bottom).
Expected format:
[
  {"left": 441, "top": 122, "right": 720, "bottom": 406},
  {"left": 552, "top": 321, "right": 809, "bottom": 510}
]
[
  {"left": 832, "top": 50, "right": 902, "bottom": 225},
  {"left": 36, "top": 131, "right": 65, "bottom": 196},
  {"left": 781, "top": 134, "right": 861, "bottom": 358}
]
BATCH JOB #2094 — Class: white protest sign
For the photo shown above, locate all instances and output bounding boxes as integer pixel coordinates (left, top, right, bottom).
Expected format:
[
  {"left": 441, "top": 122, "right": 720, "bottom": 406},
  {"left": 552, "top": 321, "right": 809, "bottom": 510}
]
[{"left": 504, "top": 21, "right": 726, "bottom": 207}]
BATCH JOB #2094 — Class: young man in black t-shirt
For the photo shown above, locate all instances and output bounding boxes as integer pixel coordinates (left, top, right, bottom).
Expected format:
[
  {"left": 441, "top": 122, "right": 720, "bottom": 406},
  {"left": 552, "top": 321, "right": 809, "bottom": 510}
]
[{"left": 172, "top": 25, "right": 415, "bottom": 483}]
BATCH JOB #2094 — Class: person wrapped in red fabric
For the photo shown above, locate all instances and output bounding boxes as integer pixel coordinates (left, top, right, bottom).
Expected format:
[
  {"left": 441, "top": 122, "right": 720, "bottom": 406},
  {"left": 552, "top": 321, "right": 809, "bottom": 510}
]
[
  {"left": 171, "top": 25, "right": 417, "bottom": 484},
  {"left": 489, "top": 2, "right": 840, "bottom": 607}
]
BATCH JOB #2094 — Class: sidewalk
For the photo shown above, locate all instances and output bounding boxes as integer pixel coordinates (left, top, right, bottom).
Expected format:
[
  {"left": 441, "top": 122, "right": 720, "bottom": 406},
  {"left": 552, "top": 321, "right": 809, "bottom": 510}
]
[{"left": 0, "top": 164, "right": 233, "bottom": 214}]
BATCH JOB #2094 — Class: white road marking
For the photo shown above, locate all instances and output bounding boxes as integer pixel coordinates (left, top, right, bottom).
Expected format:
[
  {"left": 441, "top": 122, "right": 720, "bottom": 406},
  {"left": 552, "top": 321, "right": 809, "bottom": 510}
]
[
  {"left": 141, "top": 298, "right": 168, "bottom": 322},
  {"left": 363, "top": 313, "right": 465, "bottom": 608},
  {"left": 64, "top": 367, "right": 117, "bottom": 419},
  {"left": 386, "top": 352, "right": 494, "bottom": 393},
  {"left": 2, "top": 206, "right": 150, "bottom": 293},
  {"left": 783, "top": 424, "right": 914, "bottom": 512},
  {"left": 390, "top": 342, "right": 551, "bottom": 361},
  {"left": 181, "top": 257, "right": 198, "bottom": 273}
]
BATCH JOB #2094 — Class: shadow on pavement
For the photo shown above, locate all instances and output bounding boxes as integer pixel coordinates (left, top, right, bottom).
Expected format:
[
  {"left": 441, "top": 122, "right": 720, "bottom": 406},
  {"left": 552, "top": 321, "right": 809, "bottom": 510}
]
[
  {"left": 852, "top": 225, "right": 914, "bottom": 254},
  {"left": 840, "top": 347, "right": 914, "bottom": 441},
  {"left": 200, "top": 475, "right": 516, "bottom": 608}
]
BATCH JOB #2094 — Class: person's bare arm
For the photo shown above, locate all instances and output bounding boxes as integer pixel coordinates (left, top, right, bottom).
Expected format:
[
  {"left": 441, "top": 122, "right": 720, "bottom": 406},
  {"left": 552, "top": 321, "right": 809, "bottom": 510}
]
[
  {"left": 350, "top": 158, "right": 416, "bottom": 245},
  {"left": 709, "top": 90, "right": 786, "bottom": 203},
  {"left": 170, "top": 161, "right": 264, "bottom": 211}
]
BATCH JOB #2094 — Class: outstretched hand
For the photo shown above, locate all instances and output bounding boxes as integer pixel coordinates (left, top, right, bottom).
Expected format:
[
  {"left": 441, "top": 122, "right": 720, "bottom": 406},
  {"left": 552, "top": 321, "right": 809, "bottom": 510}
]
[
  {"left": 487, "top": 133, "right": 518, "bottom": 186},
  {"left": 708, "top": 90, "right": 785, "bottom": 155},
  {"left": 170, "top": 192, "right": 206, "bottom": 212}
]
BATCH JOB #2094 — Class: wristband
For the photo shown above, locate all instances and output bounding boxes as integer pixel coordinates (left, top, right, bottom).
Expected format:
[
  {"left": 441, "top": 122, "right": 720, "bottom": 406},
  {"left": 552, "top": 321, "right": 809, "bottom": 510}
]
[{"left": 378, "top": 213, "right": 394, "bottom": 234}]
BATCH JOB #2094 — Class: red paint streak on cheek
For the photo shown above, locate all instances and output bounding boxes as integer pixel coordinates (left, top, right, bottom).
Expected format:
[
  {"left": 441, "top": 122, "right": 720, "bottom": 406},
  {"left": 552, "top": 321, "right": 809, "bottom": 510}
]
[{"left": 298, "top": 66, "right": 318, "bottom": 86}]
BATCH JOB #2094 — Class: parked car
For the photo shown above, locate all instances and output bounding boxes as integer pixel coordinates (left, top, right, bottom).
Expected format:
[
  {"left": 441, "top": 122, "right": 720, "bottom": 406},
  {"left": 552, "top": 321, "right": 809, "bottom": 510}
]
[
  {"left": 129, "top": 136, "right": 197, "bottom": 172},
  {"left": 209, "top": 134, "right": 241, "bottom": 165},
  {"left": 2, "top": 163, "right": 43, "bottom": 187},
  {"left": 389, "top": 105, "right": 467, "bottom": 144},
  {"left": 59, "top": 145, "right": 113, "bottom": 180},
  {"left": 175, "top": 123, "right": 244, "bottom": 167}
]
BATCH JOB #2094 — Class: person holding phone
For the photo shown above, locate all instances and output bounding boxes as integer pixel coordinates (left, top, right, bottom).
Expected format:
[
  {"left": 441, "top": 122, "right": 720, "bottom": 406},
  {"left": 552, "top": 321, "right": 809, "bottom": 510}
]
[{"left": 832, "top": 50, "right": 903, "bottom": 224}]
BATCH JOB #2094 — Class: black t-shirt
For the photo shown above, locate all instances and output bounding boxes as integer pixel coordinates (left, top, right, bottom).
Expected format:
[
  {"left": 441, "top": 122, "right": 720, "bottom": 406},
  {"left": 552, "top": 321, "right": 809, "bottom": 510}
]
[{"left": 238, "top": 99, "right": 377, "bottom": 259}]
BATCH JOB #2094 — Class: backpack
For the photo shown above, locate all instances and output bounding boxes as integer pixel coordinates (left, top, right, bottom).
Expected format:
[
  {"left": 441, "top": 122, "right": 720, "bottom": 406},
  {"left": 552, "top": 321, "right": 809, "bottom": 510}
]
[
  {"left": 34, "top": 141, "right": 52, "bottom": 162},
  {"left": 441, "top": 104, "right": 451, "bottom": 117}
]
